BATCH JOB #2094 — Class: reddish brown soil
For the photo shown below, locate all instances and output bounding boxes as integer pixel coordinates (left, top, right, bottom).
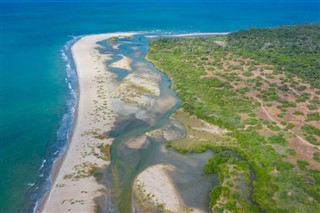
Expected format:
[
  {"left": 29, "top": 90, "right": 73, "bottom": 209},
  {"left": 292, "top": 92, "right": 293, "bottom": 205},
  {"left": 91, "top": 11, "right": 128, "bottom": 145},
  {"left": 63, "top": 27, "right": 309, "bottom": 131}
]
[{"left": 200, "top": 52, "right": 320, "bottom": 168}]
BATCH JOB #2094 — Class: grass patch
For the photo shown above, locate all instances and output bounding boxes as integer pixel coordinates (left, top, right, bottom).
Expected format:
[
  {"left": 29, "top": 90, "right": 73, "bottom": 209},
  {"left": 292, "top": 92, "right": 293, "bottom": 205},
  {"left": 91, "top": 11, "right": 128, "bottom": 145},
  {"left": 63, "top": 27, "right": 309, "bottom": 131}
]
[
  {"left": 98, "top": 144, "right": 111, "bottom": 160},
  {"left": 108, "top": 36, "right": 119, "bottom": 43}
]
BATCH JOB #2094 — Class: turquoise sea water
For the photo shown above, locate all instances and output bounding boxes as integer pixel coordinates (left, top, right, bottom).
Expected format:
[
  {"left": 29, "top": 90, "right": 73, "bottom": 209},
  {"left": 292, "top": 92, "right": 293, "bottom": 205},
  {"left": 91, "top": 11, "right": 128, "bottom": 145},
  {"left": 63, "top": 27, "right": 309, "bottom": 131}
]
[{"left": 1, "top": 1, "right": 319, "bottom": 212}]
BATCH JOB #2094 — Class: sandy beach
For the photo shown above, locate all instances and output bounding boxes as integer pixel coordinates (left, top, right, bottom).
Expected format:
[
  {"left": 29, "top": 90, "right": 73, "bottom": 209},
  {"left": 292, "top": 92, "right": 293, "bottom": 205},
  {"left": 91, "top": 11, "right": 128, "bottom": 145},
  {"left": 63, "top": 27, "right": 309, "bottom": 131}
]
[{"left": 41, "top": 33, "right": 135, "bottom": 212}]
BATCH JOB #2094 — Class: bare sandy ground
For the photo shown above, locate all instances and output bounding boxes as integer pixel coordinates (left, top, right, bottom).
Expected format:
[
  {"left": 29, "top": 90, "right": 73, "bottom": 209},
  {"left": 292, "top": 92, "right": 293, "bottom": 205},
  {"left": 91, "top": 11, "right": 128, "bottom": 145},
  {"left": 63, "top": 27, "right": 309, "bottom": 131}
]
[
  {"left": 133, "top": 164, "right": 183, "bottom": 212},
  {"left": 133, "top": 163, "right": 208, "bottom": 213},
  {"left": 41, "top": 33, "right": 135, "bottom": 213},
  {"left": 124, "top": 135, "right": 149, "bottom": 149},
  {"left": 109, "top": 54, "right": 132, "bottom": 71}
]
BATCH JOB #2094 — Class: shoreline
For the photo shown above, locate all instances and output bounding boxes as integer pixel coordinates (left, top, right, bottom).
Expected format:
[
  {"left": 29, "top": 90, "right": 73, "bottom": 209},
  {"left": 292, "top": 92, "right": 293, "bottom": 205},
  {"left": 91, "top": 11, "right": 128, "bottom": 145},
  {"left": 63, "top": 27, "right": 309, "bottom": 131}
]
[
  {"left": 145, "top": 32, "right": 229, "bottom": 39},
  {"left": 40, "top": 32, "right": 226, "bottom": 212},
  {"left": 41, "top": 33, "right": 135, "bottom": 212}
]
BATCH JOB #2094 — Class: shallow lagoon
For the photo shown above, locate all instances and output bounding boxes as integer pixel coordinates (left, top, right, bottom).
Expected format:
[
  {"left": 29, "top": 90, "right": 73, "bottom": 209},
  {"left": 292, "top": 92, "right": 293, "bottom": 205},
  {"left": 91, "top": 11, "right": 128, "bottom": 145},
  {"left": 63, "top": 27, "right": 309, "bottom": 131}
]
[{"left": 95, "top": 35, "right": 217, "bottom": 212}]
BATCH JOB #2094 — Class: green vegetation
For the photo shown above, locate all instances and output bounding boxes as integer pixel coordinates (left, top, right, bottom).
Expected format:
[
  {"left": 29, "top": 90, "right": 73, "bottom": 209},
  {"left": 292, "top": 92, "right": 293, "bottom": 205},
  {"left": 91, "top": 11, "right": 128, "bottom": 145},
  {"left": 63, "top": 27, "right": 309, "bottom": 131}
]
[
  {"left": 134, "top": 181, "right": 166, "bottom": 211},
  {"left": 203, "top": 150, "right": 257, "bottom": 212},
  {"left": 128, "top": 82, "right": 155, "bottom": 95},
  {"left": 167, "top": 110, "right": 236, "bottom": 153},
  {"left": 306, "top": 112, "right": 320, "bottom": 121},
  {"left": 314, "top": 152, "right": 320, "bottom": 163},
  {"left": 108, "top": 36, "right": 119, "bottom": 43},
  {"left": 147, "top": 24, "right": 320, "bottom": 212},
  {"left": 81, "top": 129, "right": 108, "bottom": 140},
  {"left": 227, "top": 24, "right": 320, "bottom": 88},
  {"left": 302, "top": 125, "right": 320, "bottom": 136},
  {"left": 98, "top": 144, "right": 111, "bottom": 160},
  {"left": 302, "top": 124, "right": 320, "bottom": 146},
  {"left": 63, "top": 162, "right": 100, "bottom": 181},
  {"left": 268, "top": 134, "right": 288, "bottom": 146}
]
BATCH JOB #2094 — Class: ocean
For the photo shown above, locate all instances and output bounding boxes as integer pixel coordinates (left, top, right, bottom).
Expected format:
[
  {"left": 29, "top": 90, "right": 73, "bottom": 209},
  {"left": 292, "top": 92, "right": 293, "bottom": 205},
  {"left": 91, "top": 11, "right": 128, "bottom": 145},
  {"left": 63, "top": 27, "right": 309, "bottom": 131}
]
[{"left": 1, "top": 1, "right": 319, "bottom": 212}]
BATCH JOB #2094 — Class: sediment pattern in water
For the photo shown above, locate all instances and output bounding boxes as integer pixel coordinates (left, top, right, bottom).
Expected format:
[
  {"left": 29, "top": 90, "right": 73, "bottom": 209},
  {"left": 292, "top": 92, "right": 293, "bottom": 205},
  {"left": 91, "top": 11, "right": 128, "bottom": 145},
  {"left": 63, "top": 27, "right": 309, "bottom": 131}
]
[{"left": 95, "top": 35, "right": 218, "bottom": 213}]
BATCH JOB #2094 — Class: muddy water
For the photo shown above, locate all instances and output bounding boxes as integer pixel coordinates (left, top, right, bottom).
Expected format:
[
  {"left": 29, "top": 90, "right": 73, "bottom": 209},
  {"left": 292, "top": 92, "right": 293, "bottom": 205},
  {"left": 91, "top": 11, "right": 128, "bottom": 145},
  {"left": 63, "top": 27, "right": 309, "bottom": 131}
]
[{"left": 96, "top": 35, "right": 218, "bottom": 213}]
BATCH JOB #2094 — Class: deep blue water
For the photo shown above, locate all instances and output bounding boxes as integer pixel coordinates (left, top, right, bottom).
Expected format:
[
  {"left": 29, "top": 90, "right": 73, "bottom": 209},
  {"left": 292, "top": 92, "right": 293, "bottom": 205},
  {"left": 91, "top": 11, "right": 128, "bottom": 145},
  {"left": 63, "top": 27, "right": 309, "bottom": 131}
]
[{"left": 1, "top": 1, "right": 319, "bottom": 212}]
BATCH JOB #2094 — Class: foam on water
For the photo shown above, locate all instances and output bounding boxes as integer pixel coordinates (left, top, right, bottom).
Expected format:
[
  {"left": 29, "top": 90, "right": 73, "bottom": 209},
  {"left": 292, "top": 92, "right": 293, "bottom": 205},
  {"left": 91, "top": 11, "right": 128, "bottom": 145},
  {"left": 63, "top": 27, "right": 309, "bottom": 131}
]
[{"left": 20, "top": 36, "right": 80, "bottom": 213}]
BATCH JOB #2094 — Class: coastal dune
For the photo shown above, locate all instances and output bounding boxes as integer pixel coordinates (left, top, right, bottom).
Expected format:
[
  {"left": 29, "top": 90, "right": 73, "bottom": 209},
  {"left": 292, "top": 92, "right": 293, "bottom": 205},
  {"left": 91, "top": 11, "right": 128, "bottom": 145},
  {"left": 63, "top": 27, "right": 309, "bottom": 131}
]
[{"left": 42, "top": 33, "right": 135, "bottom": 212}]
